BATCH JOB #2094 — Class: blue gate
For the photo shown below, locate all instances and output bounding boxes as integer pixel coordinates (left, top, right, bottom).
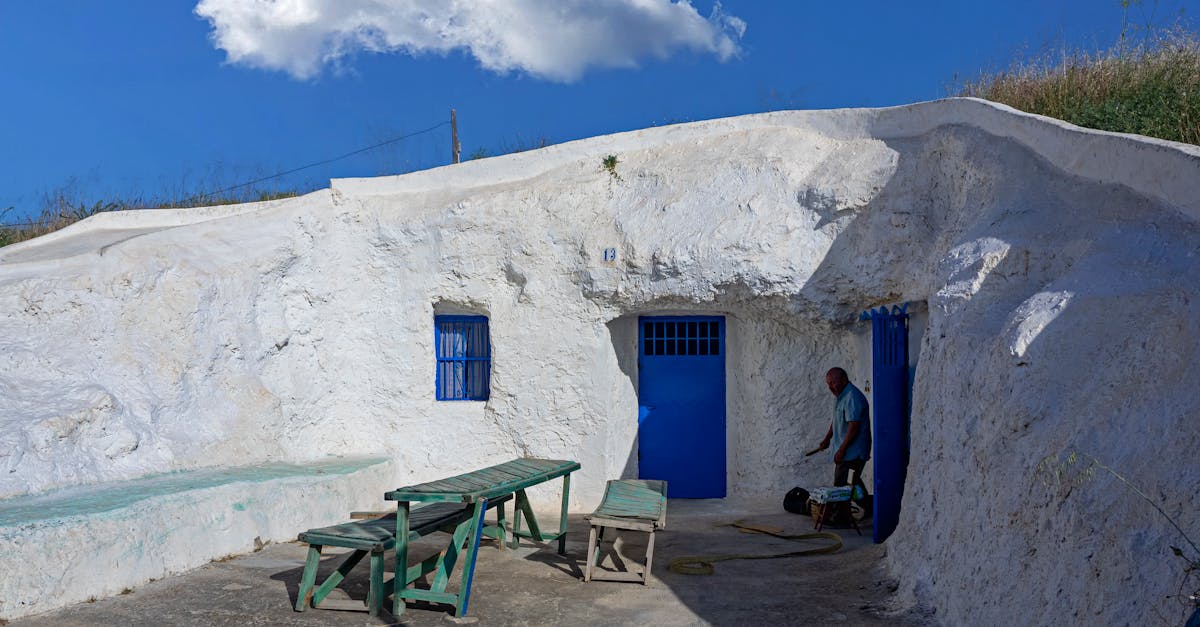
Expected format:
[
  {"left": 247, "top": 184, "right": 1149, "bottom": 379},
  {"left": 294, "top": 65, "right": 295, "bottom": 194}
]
[
  {"left": 861, "top": 304, "right": 910, "bottom": 543},
  {"left": 637, "top": 316, "right": 726, "bottom": 498}
]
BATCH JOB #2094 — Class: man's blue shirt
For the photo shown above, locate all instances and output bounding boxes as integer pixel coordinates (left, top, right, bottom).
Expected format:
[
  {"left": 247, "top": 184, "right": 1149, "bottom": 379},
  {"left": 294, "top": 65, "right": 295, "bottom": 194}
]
[{"left": 834, "top": 382, "right": 872, "bottom": 462}]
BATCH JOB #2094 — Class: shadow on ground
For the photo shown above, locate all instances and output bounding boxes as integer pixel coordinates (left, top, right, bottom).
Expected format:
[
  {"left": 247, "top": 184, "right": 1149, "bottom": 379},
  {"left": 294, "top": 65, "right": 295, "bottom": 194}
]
[{"left": 11, "top": 498, "right": 920, "bottom": 626}]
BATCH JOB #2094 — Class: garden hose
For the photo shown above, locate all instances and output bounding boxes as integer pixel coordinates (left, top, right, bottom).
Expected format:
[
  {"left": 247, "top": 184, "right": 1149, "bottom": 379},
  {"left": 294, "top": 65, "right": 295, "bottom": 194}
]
[{"left": 668, "top": 520, "right": 844, "bottom": 575}]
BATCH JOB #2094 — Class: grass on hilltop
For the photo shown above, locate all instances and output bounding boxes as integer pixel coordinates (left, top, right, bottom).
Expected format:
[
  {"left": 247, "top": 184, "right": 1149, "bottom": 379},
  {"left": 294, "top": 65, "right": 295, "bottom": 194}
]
[
  {"left": 0, "top": 130, "right": 562, "bottom": 250},
  {"left": 956, "top": 27, "right": 1200, "bottom": 146},
  {"left": 0, "top": 187, "right": 302, "bottom": 249}
]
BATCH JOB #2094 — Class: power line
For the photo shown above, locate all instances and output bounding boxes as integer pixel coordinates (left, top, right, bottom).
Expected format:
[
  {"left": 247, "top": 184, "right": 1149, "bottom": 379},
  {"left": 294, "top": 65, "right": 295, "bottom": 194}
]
[{"left": 0, "top": 118, "right": 452, "bottom": 230}]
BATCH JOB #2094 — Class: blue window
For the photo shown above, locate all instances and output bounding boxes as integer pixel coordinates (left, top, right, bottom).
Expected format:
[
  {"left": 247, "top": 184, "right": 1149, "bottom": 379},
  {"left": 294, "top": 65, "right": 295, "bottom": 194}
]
[{"left": 435, "top": 315, "right": 491, "bottom": 401}]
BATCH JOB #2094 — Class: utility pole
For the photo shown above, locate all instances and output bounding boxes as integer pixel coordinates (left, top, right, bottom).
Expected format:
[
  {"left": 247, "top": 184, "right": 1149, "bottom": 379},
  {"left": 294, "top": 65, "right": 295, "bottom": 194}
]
[{"left": 451, "top": 109, "right": 461, "bottom": 164}]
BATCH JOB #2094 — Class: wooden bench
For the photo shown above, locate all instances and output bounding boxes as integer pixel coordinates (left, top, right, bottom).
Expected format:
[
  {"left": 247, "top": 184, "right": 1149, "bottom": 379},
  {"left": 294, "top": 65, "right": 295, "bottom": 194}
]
[
  {"left": 294, "top": 495, "right": 511, "bottom": 616},
  {"left": 584, "top": 479, "right": 667, "bottom": 584},
  {"left": 386, "top": 458, "right": 580, "bottom": 618}
]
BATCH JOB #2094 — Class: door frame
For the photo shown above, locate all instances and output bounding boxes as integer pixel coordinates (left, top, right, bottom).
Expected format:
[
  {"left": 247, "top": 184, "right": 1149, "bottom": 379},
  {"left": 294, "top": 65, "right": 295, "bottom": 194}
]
[{"left": 635, "top": 314, "right": 728, "bottom": 498}]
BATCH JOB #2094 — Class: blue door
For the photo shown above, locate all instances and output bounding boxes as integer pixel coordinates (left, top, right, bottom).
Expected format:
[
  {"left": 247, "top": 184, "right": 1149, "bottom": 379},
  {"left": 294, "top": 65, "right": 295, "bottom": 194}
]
[
  {"left": 637, "top": 316, "right": 726, "bottom": 498},
  {"left": 861, "top": 305, "right": 910, "bottom": 543}
]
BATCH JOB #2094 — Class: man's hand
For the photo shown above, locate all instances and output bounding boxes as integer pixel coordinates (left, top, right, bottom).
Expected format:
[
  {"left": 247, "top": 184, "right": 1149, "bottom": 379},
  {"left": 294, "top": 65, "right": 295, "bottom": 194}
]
[
  {"left": 818, "top": 436, "right": 831, "bottom": 451},
  {"left": 834, "top": 447, "right": 846, "bottom": 464}
]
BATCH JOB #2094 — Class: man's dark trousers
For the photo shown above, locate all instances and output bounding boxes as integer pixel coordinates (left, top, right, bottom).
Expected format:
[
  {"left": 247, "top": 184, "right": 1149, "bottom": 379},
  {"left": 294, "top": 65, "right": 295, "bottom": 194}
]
[{"left": 834, "top": 459, "right": 869, "bottom": 499}]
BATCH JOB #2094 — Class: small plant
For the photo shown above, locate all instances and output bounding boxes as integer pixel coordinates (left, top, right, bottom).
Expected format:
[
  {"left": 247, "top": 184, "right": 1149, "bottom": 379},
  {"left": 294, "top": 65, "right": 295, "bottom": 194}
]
[
  {"left": 601, "top": 154, "right": 622, "bottom": 181},
  {"left": 1036, "top": 450, "right": 1199, "bottom": 619},
  {"left": 0, "top": 206, "right": 14, "bottom": 249}
]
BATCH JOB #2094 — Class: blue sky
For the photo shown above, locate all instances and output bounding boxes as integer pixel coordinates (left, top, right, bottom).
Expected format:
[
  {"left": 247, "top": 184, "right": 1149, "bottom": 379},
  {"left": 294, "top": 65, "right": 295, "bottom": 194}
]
[{"left": 1, "top": 1, "right": 1194, "bottom": 221}]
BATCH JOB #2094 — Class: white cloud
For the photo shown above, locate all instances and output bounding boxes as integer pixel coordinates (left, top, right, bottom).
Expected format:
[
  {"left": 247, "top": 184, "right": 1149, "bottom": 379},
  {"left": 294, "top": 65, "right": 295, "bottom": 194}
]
[{"left": 194, "top": 0, "right": 746, "bottom": 82}]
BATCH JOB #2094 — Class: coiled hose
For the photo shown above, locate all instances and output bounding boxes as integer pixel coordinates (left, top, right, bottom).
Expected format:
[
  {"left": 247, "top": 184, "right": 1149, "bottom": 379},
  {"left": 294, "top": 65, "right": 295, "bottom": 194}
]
[{"left": 668, "top": 520, "right": 844, "bottom": 576}]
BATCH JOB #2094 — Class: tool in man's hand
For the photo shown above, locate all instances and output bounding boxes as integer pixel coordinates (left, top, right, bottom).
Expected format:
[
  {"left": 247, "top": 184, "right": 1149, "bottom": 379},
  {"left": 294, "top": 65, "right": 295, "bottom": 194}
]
[{"left": 803, "top": 447, "right": 824, "bottom": 457}]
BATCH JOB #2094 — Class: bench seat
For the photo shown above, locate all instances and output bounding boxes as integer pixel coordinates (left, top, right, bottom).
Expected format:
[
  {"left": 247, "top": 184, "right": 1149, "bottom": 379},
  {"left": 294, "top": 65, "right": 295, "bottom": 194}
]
[
  {"left": 584, "top": 479, "right": 667, "bottom": 584},
  {"left": 295, "top": 496, "right": 510, "bottom": 616},
  {"left": 298, "top": 502, "right": 468, "bottom": 552}
]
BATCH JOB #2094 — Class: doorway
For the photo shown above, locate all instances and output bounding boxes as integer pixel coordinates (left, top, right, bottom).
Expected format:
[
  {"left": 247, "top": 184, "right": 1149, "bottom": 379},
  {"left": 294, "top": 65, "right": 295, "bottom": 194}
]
[{"left": 636, "top": 316, "right": 726, "bottom": 498}]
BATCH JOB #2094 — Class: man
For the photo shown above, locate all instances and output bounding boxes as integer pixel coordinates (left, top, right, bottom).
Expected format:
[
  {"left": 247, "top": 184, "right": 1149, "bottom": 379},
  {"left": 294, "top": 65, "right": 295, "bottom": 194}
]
[{"left": 816, "top": 367, "right": 871, "bottom": 510}]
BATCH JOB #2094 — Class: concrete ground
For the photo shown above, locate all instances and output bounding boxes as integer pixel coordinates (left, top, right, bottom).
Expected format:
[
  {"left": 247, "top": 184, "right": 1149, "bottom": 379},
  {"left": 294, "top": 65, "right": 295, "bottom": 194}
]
[{"left": 10, "top": 499, "right": 925, "bottom": 626}]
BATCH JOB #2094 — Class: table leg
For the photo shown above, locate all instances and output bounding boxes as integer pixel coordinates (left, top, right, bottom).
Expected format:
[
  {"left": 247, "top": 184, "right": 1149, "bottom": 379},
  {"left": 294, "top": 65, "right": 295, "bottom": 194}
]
[
  {"left": 432, "top": 514, "right": 472, "bottom": 592},
  {"left": 511, "top": 494, "right": 524, "bottom": 549},
  {"left": 643, "top": 528, "right": 656, "bottom": 585},
  {"left": 393, "top": 501, "right": 410, "bottom": 617},
  {"left": 294, "top": 544, "right": 322, "bottom": 611},
  {"left": 584, "top": 526, "right": 598, "bottom": 582},
  {"left": 368, "top": 549, "right": 384, "bottom": 616},
  {"left": 496, "top": 499, "right": 507, "bottom": 551},
  {"left": 558, "top": 473, "right": 571, "bottom": 555},
  {"left": 515, "top": 489, "right": 543, "bottom": 540},
  {"left": 456, "top": 498, "right": 489, "bottom": 617}
]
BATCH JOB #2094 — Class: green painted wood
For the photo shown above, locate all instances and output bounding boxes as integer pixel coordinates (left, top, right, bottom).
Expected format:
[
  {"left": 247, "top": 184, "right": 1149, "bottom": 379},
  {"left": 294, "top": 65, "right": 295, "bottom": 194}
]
[
  {"left": 510, "top": 495, "right": 523, "bottom": 550},
  {"left": 558, "top": 474, "right": 571, "bottom": 554},
  {"left": 312, "top": 549, "right": 366, "bottom": 606},
  {"left": 495, "top": 500, "right": 507, "bottom": 551},
  {"left": 514, "top": 489, "right": 542, "bottom": 540},
  {"left": 385, "top": 458, "right": 580, "bottom": 503},
  {"left": 455, "top": 499, "right": 489, "bottom": 617},
  {"left": 584, "top": 480, "right": 667, "bottom": 585},
  {"left": 398, "top": 588, "right": 458, "bottom": 605},
  {"left": 367, "top": 550, "right": 384, "bottom": 617},
  {"left": 591, "top": 480, "right": 666, "bottom": 524},
  {"left": 294, "top": 544, "right": 322, "bottom": 612},
  {"left": 295, "top": 492, "right": 519, "bottom": 618},
  {"left": 404, "top": 553, "right": 442, "bottom": 586},
  {"left": 299, "top": 501, "right": 474, "bottom": 551},
  {"left": 431, "top": 516, "right": 471, "bottom": 593},
  {"left": 383, "top": 491, "right": 469, "bottom": 503},
  {"left": 393, "top": 501, "right": 409, "bottom": 617},
  {"left": 385, "top": 459, "right": 579, "bottom": 616}
]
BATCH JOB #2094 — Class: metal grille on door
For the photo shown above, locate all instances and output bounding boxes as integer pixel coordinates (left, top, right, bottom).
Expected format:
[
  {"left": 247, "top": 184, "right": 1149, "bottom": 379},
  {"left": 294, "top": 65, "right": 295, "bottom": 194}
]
[{"left": 641, "top": 320, "right": 721, "bottom": 356}]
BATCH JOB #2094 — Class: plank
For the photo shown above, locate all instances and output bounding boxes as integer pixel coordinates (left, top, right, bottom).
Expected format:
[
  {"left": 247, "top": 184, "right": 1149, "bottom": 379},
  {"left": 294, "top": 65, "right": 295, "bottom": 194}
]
[
  {"left": 385, "top": 458, "right": 579, "bottom": 503},
  {"left": 586, "top": 570, "right": 646, "bottom": 583},
  {"left": 398, "top": 588, "right": 458, "bottom": 605}
]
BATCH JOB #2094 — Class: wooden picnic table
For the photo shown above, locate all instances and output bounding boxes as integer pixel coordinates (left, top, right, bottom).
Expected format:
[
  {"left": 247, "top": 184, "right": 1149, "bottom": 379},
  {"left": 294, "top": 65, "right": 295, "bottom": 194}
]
[{"left": 384, "top": 457, "right": 580, "bottom": 617}]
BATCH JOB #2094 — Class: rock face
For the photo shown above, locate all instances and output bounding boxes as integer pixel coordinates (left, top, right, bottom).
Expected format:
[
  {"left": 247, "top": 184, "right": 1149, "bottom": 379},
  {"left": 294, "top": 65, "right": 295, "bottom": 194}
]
[{"left": 1, "top": 98, "right": 1198, "bottom": 624}]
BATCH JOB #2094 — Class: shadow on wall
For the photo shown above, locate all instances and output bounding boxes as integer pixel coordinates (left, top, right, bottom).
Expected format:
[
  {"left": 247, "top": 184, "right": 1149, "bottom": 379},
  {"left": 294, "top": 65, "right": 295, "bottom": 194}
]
[
  {"left": 605, "top": 303, "right": 867, "bottom": 497},
  {"left": 815, "top": 125, "right": 1200, "bottom": 624},
  {"left": 606, "top": 315, "right": 640, "bottom": 482},
  {"left": 582, "top": 124, "right": 1200, "bottom": 624},
  {"left": 579, "top": 192, "right": 923, "bottom": 623}
]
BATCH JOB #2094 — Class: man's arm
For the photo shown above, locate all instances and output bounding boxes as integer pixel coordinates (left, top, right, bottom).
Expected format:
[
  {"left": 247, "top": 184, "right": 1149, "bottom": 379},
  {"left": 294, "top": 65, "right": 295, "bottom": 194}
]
[{"left": 834, "top": 420, "right": 861, "bottom": 464}]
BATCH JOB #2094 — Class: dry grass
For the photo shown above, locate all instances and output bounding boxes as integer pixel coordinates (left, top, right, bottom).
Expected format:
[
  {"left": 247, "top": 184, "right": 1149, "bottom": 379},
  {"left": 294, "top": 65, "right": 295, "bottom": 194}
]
[
  {"left": 0, "top": 185, "right": 302, "bottom": 249},
  {"left": 956, "top": 28, "right": 1200, "bottom": 145}
]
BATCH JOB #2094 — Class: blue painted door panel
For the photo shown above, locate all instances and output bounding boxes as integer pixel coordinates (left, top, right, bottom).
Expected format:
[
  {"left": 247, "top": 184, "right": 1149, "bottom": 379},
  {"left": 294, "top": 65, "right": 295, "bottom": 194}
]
[
  {"left": 861, "top": 305, "right": 910, "bottom": 544},
  {"left": 637, "top": 316, "right": 726, "bottom": 498}
]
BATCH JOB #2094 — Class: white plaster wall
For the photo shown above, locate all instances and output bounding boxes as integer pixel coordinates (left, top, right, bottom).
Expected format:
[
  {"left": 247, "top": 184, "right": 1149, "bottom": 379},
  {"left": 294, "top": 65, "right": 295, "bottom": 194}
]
[
  {"left": 1, "top": 98, "right": 1198, "bottom": 624},
  {"left": 0, "top": 459, "right": 399, "bottom": 621}
]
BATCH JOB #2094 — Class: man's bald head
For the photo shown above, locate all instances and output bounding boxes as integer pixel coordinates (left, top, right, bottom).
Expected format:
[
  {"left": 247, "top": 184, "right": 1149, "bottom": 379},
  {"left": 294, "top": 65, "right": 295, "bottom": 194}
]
[{"left": 825, "top": 367, "right": 850, "bottom": 396}]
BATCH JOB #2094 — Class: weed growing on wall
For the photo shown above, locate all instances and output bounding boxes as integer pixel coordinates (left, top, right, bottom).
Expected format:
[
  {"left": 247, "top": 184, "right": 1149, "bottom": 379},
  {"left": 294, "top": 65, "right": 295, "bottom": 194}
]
[
  {"left": 602, "top": 154, "right": 622, "bottom": 182},
  {"left": 1035, "top": 450, "right": 1200, "bottom": 620}
]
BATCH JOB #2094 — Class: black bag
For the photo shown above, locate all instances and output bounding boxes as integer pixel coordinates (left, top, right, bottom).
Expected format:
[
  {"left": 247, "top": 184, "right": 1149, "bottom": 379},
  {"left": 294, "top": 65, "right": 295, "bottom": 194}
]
[{"left": 783, "top": 487, "right": 811, "bottom": 515}]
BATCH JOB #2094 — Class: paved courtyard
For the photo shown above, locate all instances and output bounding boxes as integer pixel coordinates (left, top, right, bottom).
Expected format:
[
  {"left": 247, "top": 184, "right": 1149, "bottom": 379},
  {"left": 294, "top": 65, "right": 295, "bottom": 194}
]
[{"left": 11, "top": 498, "right": 924, "bottom": 626}]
